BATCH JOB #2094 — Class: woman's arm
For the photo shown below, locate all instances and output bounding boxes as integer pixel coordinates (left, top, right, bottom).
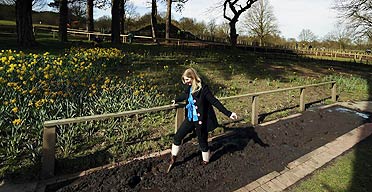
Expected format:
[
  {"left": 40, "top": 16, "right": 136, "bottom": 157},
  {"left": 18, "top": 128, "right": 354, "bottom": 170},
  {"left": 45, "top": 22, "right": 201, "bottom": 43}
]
[
  {"left": 174, "top": 86, "right": 189, "bottom": 102},
  {"left": 204, "top": 85, "right": 232, "bottom": 117},
  {"left": 174, "top": 94, "right": 186, "bottom": 103}
]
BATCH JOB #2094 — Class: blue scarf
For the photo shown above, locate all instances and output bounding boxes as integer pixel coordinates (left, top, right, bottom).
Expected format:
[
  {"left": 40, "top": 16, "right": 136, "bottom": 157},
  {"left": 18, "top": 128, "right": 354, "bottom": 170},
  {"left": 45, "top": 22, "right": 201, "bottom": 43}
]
[{"left": 186, "top": 87, "right": 198, "bottom": 122}]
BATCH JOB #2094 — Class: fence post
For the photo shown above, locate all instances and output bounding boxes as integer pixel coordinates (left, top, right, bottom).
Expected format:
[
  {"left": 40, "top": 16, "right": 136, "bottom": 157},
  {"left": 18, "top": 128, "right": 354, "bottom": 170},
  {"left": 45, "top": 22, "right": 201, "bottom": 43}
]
[
  {"left": 251, "top": 96, "right": 258, "bottom": 125},
  {"left": 41, "top": 126, "right": 56, "bottom": 179},
  {"left": 175, "top": 107, "right": 185, "bottom": 133},
  {"left": 300, "top": 88, "right": 305, "bottom": 111},
  {"left": 331, "top": 82, "right": 337, "bottom": 102}
]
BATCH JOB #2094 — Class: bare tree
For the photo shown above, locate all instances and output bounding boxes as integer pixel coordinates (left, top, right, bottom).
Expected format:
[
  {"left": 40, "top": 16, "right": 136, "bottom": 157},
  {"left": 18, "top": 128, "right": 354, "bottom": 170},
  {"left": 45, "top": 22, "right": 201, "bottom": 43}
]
[
  {"left": 298, "top": 29, "right": 317, "bottom": 43},
  {"left": 165, "top": 0, "right": 172, "bottom": 41},
  {"left": 124, "top": 1, "right": 137, "bottom": 32},
  {"left": 207, "top": 19, "right": 217, "bottom": 39},
  {"left": 49, "top": 0, "right": 87, "bottom": 41},
  {"left": 333, "top": 0, "right": 372, "bottom": 39},
  {"left": 215, "top": 22, "right": 230, "bottom": 40},
  {"left": 1, "top": 0, "right": 46, "bottom": 47},
  {"left": 86, "top": 0, "right": 111, "bottom": 32},
  {"left": 324, "top": 23, "right": 352, "bottom": 50},
  {"left": 86, "top": 0, "right": 94, "bottom": 31},
  {"left": 151, "top": 0, "right": 158, "bottom": 43},
  {"left": 165, "top": 0, "right": 188, "bottom": 42},
  {"left": 111, "top": 0, "right": 121, "bottom": 44},
  {"left": 15, "top": 0, "right": 36, "bottom": 47},
  {"left": 119, "top": 0, "right": 128, "bottom": 34},
  {"left": 59, "top": 0, "right": 68, "bottom": 42},
  {"left": 70, "top": 0, "right": 86, "bottom": 26},
  {"left": 0, "top": 0, "right": 47, "bottom": 9},
  {"left": 222, "top": 0, "right": 258, "bottom": 47},
  {"left": 178, "top": 17, "right": 196, "bottom": 31},
  {"left": 242, "top": 0, "right": 279, "bottom": 46}
]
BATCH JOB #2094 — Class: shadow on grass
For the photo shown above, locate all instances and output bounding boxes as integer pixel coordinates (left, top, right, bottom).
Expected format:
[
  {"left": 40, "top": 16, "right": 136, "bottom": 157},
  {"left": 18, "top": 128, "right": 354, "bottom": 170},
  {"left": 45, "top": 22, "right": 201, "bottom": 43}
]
[
  {"left": 349, "top": 89, "right": 372, "bottom": 192},
  {"left": 0, "top": 34, "right": 98, "bottom": 55},
  {"left": 55, "top": 149, "right": 113, "bottom": 175},
  {"left": 349, "top": 135, "right": 372, "bottom": 191}
]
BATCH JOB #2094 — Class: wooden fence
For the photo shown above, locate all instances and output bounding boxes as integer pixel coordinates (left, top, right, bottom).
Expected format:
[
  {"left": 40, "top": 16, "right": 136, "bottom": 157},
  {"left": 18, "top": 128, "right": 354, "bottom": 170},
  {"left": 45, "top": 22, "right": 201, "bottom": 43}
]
[
  {"left": 297, "top": 49, "right": 372, "bottom": 63},
  {"left": 31, "top": 27, "right": 372, "bottom": 59},
  {"left": 40, "top": 81, "right": 337, "bottom": 179}
]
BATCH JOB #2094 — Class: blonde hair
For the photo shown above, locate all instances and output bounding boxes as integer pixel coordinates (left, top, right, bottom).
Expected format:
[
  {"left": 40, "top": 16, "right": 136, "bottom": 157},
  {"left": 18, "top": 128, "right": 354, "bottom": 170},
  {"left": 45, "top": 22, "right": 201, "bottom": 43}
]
[{"left": 182, "top": 68, "right": 202, "bottom": 93}]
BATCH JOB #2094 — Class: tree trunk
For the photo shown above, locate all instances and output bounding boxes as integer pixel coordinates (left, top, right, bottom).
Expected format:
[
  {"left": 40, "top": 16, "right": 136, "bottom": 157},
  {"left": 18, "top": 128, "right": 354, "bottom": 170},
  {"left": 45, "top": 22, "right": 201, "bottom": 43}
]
[
  {"left": 223, "top": 0, "right": 257, "bottom": 48},
  {"left": 259, "top": 36, "right": 263, "bottom": 46},
  {"left": 151, "top": 0, "right": 158, "bottom": 44},
  {"left": 111, "top": 0, "right": 121, "bottom": 44},
  {"left": 16, "top": 0, "right": 36, "bottom": 47},
  {"left": 86, "top": 0, "right": 94, "bottom": 32},
  {"left": 229, "top": 21, "right": 238, "bottom": 47},
  {"left": 59, "top": 0, "right": 68, "bottom": 42},
  {"left": 165, "top": 0, "right": 171, "bottom": 42},
  {"left": 120, "top": 0, "right": 126, "bottom": 34}
]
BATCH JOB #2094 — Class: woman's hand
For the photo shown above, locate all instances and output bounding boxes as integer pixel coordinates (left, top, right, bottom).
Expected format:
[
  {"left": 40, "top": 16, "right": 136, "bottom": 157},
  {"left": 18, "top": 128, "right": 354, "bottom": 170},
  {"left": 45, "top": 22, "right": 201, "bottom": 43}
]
[{"left": 230, "top": 112, "right": 238, "bottom": 120}]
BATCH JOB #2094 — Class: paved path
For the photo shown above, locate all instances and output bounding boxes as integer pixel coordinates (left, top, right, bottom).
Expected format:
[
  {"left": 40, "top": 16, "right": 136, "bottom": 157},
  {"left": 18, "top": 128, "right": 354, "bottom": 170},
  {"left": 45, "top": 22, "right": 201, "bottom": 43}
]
[
  {"left": 1, "top": 101, "right": 371, "bottom": 192},
  {"left": 234, "top": 101, "right": 372, "bottom": 192}
]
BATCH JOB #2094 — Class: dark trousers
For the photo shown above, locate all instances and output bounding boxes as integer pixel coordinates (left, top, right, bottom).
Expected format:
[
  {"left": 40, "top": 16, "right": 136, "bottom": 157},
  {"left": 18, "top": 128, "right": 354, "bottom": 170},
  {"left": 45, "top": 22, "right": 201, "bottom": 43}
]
[{"left": 173, "top": 120, "right": 209, "bottom": 152}]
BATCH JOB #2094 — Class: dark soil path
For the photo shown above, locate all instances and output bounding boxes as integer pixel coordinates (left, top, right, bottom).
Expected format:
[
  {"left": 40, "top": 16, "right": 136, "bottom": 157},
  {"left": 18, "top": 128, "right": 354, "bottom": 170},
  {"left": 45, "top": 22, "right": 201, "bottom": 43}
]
[{"left": 51, "top": 105, "right": 371, "bottom": 192}]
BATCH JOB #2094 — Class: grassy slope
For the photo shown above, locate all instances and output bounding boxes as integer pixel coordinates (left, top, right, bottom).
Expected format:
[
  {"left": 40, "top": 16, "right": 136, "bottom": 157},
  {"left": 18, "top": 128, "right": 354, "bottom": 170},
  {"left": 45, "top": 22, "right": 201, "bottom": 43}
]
[
  {"left": 0, "top": 40, "right": 371, "bottom": 186},
  {"left": 0, "top": 20, "right": 16, "bottom": 25}
]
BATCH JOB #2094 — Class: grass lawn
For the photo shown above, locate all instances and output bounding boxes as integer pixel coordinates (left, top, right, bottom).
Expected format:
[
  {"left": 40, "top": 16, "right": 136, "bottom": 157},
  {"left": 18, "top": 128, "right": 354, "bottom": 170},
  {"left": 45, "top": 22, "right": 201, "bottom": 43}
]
[{"left": 286, "top": 135, "right": 372, "bottom": 192}]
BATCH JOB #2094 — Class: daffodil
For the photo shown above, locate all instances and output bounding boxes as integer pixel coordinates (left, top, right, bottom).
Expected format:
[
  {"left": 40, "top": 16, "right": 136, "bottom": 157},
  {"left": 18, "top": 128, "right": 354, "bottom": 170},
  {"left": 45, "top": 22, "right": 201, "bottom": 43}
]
[
  {"left": 1, "top": 56, "right": 6, "bottom": 63},
  {"left": 12, "top": 119, "right": 22, "bottom": 125},
  {"left": 12, "top": 107, "right": 19, "bottom": 113}
]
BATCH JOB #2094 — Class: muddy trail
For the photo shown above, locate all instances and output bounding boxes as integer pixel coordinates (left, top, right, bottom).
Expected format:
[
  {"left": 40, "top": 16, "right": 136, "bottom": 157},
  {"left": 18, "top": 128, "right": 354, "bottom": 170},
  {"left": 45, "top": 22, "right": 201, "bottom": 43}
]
[{"left": 50, "top": 105, "right": 371, "bottom": 192}]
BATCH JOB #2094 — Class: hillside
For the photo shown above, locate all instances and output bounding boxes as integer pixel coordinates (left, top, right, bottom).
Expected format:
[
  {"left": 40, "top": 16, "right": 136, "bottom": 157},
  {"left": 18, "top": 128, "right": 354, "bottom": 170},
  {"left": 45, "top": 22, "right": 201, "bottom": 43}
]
[{"left": 0, "top": 4, "right": 60, "bottom": 26}]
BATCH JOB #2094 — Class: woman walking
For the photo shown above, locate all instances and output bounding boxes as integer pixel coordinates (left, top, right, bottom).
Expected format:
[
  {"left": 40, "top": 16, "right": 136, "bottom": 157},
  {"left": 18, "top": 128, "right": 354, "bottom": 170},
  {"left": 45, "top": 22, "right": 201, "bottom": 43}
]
[{"left": 170, "top": 68, "right": 238, "bottom": 166}]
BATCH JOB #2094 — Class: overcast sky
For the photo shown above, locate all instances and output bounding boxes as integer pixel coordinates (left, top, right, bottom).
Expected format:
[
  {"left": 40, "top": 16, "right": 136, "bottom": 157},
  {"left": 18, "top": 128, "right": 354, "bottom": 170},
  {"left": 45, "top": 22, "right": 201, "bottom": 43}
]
[{"left": 93, "top": 0, "right": 339, "bottom": 40}]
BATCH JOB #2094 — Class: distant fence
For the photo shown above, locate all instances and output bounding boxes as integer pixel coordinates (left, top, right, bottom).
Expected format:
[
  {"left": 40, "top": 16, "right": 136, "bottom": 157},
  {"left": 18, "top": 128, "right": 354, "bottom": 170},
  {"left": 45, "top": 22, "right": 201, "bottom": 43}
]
[
  {"left": 2, "top": 25, "right": 370, "bottom": 60},
  {"left": 44, "top": 28, "right": 372, "bottom": 61},
  {"left": 297, "top": 49, "right": 372, "bottom": 63},
  {"left": 41, "top": 81, "right": 337, "bottom": 179}
]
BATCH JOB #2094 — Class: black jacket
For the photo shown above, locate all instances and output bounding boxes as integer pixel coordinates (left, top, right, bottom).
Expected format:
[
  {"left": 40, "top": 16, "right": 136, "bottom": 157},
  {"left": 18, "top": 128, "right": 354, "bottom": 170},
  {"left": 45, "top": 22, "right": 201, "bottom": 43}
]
[{"left": 175, "top": 84, "right": 232, "bottom": 131}]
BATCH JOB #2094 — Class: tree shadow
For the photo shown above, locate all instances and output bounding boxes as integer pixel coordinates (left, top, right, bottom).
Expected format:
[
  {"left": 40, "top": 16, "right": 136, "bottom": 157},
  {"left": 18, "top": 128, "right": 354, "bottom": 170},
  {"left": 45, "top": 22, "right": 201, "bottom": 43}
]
[
  {"left": 349, "top": 104, "right": 372, "bottom": 192},
  {"left": 257, "top": 96, "right": 332, "bottom": 123},
  {"left": 55, "top": 147, "right": 114, "bottom": 175}
]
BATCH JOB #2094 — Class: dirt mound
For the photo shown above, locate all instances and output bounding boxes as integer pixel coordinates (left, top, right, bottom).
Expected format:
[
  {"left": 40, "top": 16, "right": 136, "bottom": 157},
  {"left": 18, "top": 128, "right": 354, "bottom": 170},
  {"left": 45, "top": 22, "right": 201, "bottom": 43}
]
[{"left": 51, "top": 105, "right": 371, "bottom": 192}]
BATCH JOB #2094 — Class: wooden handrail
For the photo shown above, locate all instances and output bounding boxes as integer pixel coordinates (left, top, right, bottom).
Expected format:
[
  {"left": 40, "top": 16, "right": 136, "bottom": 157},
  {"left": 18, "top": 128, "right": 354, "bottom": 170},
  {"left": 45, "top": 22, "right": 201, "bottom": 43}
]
[
  {"left": 40, "top": 81, "right": 337, "bottom": 179},
  {"left": 219, "top": 81, "right": 336, "bottom": 100},
  {"left": 44, "top": 104, "right": 180, "bottom": 127}
]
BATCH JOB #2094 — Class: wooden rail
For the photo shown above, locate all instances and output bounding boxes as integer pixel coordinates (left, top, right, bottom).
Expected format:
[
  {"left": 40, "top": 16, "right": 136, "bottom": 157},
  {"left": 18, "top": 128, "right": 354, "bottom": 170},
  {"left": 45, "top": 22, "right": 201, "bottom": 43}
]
[
  {"left": 42, "top": 28, "right": 372, "bottom": 59},
  {"left": 41, "top": 81, "right": 337, "bottom": 179},
  {"left": 50, "top": 29, "right": 152, "bottom": 43},
  {"left": 297, "top": 49, "right": 372, "bottom": 63}
]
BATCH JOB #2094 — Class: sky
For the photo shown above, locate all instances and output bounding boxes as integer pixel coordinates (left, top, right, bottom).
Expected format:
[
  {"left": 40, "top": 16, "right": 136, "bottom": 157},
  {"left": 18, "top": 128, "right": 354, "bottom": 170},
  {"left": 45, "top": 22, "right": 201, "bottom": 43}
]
[{"left": 93, "top": 0, "right": 339, "bottom": 40}]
